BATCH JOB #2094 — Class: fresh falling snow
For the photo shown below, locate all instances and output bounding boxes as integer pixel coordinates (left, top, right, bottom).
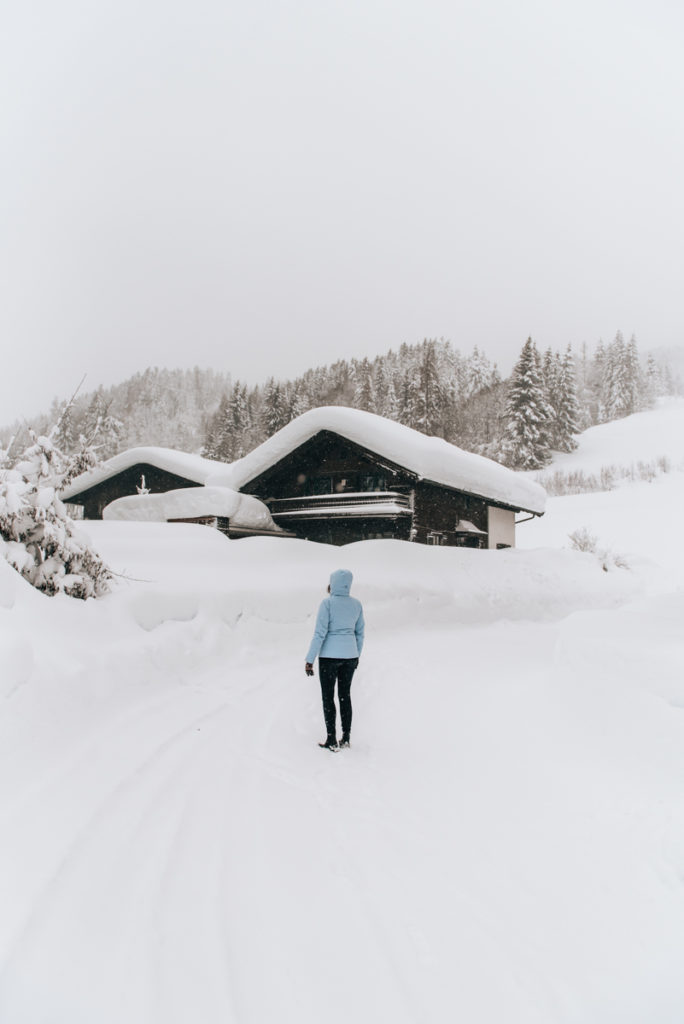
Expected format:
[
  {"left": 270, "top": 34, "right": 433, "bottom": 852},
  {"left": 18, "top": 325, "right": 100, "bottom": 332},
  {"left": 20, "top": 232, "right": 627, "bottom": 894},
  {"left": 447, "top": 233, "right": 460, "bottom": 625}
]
[{"left": 2, "top": 401, "right": 684, "bottom": 1023}]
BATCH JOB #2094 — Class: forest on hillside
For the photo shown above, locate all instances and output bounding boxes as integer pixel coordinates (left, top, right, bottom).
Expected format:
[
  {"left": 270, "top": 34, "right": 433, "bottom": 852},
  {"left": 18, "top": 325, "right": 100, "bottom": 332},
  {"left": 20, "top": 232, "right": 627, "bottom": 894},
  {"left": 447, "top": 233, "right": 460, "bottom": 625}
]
[{"left": 1, "top": 333, "right": 680, "bottom": 472}]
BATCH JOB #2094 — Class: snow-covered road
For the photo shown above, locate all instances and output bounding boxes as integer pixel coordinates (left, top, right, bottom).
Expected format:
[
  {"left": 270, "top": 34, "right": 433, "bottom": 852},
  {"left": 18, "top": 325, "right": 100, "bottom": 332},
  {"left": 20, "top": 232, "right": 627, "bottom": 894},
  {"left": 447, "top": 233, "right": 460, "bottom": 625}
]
[{"left": 2, "top": 522, "right": 684, "bottom": 1023}]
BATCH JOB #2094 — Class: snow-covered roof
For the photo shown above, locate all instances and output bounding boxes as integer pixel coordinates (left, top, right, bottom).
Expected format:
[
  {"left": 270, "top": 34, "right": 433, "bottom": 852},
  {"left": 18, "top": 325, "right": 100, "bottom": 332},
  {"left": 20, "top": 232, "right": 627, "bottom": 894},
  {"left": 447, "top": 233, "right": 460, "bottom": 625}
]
[
  {"left": 207, "top": 407, "right": 546, "bottom": 515},
  {"left": 455, "top": 519, "right": 487, "bottom": 535},
  {"left": 61, "top": 446, "right": 227, "bottom": 501},
  {"left": 103, "top": 487, "right": 283, "bottom": 533}
]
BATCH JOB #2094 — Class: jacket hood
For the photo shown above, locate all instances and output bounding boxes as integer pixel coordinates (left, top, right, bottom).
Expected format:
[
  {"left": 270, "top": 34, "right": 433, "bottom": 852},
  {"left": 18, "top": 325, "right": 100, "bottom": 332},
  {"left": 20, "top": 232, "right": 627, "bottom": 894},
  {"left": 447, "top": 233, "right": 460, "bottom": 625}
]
[{"left": 329, "top": 569, "right": 353, "bottom": 596}]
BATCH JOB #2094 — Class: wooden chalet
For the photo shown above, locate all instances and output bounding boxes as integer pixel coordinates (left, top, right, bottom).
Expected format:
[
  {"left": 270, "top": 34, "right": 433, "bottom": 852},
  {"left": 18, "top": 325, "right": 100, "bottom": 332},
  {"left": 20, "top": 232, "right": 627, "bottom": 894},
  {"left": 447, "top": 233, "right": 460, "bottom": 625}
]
[
  {"left": 60, "top": 448, "right": 286, "bottom": 539},
  {"left": 61, "top": 410, "right": 545, "bottom": 548},
  {"left": 229, "top": 407, "right": 546, "bottom": 547},
  {"left": 60, "top": 447, "right": 227, "bottom": 521}
]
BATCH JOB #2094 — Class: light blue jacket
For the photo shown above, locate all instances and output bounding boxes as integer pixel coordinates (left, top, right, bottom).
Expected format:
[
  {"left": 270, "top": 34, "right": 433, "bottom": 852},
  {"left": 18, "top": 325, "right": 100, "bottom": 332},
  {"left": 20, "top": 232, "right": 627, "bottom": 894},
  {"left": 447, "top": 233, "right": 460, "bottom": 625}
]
[{"left": 306, "top": 569, "right": 365, "bottom": 664}]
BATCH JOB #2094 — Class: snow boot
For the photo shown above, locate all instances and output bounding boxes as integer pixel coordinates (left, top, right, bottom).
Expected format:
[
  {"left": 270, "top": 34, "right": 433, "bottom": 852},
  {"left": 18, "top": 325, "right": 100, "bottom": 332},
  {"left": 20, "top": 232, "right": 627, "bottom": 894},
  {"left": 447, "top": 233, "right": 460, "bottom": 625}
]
[
  {"left": 318, "top": 736, "right": 338, "bottom": 751},
  {"left": 339, "top": 735, "right": 350, "bottom": 749}
]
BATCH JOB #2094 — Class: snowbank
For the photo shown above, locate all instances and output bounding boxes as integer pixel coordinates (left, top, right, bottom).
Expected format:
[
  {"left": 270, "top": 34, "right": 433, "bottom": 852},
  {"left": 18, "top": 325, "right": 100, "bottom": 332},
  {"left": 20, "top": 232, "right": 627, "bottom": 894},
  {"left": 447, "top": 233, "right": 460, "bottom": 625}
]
[
  {"left": 103, "top": 486, "right": 282, "bottom": 533},
  {"left": 75, "top": 522, "right": 639, "bottom": 633}
]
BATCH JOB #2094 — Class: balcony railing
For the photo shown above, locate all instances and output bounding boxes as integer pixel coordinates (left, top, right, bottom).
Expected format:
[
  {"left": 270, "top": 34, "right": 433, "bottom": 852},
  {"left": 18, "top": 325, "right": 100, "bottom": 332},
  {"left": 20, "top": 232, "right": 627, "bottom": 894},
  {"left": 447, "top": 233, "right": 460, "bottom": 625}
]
[{"left": 268, "top": 491, "right": 412, "bottom": 517}]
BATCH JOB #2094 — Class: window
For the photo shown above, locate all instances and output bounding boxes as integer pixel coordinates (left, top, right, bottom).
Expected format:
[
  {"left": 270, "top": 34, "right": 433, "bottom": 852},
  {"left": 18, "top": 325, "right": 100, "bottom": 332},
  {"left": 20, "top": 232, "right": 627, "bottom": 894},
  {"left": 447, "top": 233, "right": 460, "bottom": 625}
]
[
  {"left": 305, "top": 476, "right": 333, "bottom": 495},
  {"left": 427, "top": 531, "right": 446, "bottom": 545},
  {"left": 359, "top": 473, "right": 388, "bottom": 492}
]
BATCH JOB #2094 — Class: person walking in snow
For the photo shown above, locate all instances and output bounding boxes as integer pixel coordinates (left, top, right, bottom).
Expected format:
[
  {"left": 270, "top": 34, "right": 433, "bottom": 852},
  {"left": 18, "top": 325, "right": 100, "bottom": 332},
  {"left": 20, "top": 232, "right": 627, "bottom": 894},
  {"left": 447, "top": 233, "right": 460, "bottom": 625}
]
[{"left": 305, "top": 569, "right": 365, "bottom": 750}]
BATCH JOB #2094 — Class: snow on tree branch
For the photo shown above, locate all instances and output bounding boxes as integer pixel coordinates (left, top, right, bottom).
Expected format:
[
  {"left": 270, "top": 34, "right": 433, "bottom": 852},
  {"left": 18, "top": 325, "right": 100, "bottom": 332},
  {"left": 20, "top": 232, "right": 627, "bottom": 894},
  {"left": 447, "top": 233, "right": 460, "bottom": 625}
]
[{"left": 0, "top": 422, "right": 111, "bottom": 600}]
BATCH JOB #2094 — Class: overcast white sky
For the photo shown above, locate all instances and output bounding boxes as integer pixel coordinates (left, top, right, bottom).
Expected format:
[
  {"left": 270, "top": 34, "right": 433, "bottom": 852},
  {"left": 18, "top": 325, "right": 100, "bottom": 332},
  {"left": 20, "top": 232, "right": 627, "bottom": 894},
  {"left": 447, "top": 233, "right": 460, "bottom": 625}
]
[{"left": 2, "top": 0, "right": 683, "bottom": 422}]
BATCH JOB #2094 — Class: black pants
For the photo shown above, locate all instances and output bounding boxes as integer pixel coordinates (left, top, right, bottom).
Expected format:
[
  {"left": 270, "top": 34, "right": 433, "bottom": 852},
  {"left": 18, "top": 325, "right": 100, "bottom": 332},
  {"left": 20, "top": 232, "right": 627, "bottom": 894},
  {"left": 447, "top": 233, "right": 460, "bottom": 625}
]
[{"left": 318, "top": 658, "right": 358, "bottom": 738}]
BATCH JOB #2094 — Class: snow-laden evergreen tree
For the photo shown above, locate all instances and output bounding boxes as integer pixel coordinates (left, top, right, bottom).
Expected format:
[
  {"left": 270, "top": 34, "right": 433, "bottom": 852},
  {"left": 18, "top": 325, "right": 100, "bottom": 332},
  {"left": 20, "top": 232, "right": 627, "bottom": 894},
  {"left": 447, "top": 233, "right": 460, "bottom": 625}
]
[
  {"left": 8, "top": 337, "right": 682, "bottom": 469},
  {"left": 231, "top": 382, "right": 251, "bottom": 457},
  {"left": 601, "top": 331, "right": 641, "bottom": 420},
  {"left": 83, "top": 389, "right": 123, "bottom": 459},
  {"left": 553, "top": 347, "right": 581, "bottom": 451},
  {"left": 399, "top": 367, "right": 420, "bottom": 429},
  {"left": 575, "top": 342, "right": 594, "bottom": 428},
  {"left": 201, "top": 416, "right": 217, "bottom": 459},
  {"left": 542, "top": 348, "right": 562, "bottom": 441},
  {"left": 53, "top": 404, "right": 76, "bottom": 453},
  {"left": 385, "top": 368, "right": 401, "bottom": 422},
  {"left": 644, "top": 353, "right": 660, "bottom": 405},
  {"left": 353, "top": 359, "right": 376, "bottom": 412},
  {"left": 288, "top": 379, "right": 309, "bottom": 421},
  {"left": 465, "top": 346, "right": 492, "bottom": 399},
  {"left": 373, "top": 361, "right": 391, "bottom": 418},
  {"left": 213, "top": 393, "right": 233, "bottom": 461},
  {"left": 261, "top": 378, "right": 288, "bottom": 438},
  {"left": 0, "top": 419, "right": 111, "bottom": 599},
  {"left": 583, "top": 338, "right": 606, "bottom": 424},
  {"left": 500, "top": 338, "right": 554, "bottom": 469},
  {"left": 624, "top": 334, "right": 642, "bottom": 414},
  {"left": 415, "top": 340, "right": 443, "bottom": 435}
]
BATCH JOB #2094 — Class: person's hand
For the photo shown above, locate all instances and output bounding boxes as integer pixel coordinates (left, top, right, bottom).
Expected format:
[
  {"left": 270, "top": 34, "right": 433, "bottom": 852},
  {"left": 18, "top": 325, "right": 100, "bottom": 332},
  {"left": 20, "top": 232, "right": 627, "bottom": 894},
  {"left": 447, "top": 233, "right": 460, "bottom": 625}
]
[{"left": 305, "top": 662, "right": 314, "bottom": 676}]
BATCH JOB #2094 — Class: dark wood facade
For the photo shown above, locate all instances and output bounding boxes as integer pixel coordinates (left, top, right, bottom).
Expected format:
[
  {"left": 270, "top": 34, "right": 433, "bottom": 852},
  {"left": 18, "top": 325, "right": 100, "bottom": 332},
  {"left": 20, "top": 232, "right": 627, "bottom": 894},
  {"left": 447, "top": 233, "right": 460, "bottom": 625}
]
[
  {"left": 412, "top": 481, "right": 488, "bottom": 547},
  {"left": 241, "top": 430, "right": 491, "bottom": 547},
  {"left": 65, "top": 463, "right": 202, "bottom": 520},
  {"left": 64, "top": 431, "right": 523, "bottom": 547}
]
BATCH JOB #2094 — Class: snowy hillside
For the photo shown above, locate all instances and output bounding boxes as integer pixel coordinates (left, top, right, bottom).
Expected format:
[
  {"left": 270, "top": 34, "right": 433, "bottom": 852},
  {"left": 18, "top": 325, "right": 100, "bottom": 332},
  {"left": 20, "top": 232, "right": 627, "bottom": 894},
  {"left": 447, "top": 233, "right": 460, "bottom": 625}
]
[
  {"left": 2, "top": 402, "right": 684, "bottom": 1023},
  {"left": 520, "top": 397, "right": 684, "bottom": 579},
  {"left": 538, "top": 396, "right": 684, "bottom": 475}
]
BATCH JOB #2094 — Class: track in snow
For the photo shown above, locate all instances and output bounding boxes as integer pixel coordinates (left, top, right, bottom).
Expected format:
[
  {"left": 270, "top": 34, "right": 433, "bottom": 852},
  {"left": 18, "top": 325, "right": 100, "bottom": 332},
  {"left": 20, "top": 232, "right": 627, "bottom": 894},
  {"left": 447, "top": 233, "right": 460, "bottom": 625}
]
[{"left": 2, "top": 609, "right": 684, "bottom": 1024}]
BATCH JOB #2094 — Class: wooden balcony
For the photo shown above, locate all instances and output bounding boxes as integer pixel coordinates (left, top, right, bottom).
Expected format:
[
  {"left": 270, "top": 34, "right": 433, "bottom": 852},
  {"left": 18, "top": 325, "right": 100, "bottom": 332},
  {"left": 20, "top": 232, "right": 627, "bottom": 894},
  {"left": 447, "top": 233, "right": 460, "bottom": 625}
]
[{"left": 268, "top": 491, "right": 412, "bottom": 519}]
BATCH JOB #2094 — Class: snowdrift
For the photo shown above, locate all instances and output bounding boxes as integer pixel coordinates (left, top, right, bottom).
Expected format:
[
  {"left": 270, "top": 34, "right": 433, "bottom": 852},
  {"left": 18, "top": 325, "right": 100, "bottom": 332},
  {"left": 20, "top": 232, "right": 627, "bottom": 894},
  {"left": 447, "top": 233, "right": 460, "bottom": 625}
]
[
  {"left": 2, "top": 400, "right": 684, "bottom": 1024},
  {"left": 80, "top": 522, "right": 640, "bottom": 634}
]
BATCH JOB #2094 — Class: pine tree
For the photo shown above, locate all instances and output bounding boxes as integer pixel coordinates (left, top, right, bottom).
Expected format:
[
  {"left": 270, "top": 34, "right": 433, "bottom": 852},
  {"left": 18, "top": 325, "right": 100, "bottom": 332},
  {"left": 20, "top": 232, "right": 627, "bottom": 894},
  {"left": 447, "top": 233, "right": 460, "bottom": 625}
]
[
  {"left": 385, "top": 369, "right": 400, "bottom": 422},
  {"left": 54, "top": 404, "right": 76, "bottom": 453},
  {"left": 500, "top": 338, "right": 554, "bottom": 469},
  {"left": 399, "top": 368, "right": 420, "bottom": 429},
  {"left": 288, "top": 379, "right": 309, "bottom": 421},
  {"left": 231, "top": 382, "right": 251, "bottom": 457},
  {"left": 553, "top": 347, "right": 581, "bottom": 451},
  {"left": 83, "top": 390, "right": 123, "bottom": 459},
  {"left": 465, "top": 346, "right": 492, "bottom": 399},
  {"left": 261, "top": 378, "right": 288, "bottom": 438},
  {"left": 373, "top": 361, "right": 390, "bottom": 418},
  {"left": 644, "top": 354, "right": 660, "bottom": 405},
  {"left": 353, "top": 359, "right": 376, "bottom": 412},
  {"left": 601, "top": 331, "right": 640, "bottom": 420},
  {"left": 415, "top": 339, "right": 443, "bottom": 435},
  {"left": 624, "top": 334, "right": 642, "bottom": 414},
  {"left": 0, "top": 422, "right": 111, "bottom": 599},
  {"left": 214, "top": 393, "right": 233, "bottom": 460},
  {"left": 541, "top": 348, "right": 562, "bottom": 447}
]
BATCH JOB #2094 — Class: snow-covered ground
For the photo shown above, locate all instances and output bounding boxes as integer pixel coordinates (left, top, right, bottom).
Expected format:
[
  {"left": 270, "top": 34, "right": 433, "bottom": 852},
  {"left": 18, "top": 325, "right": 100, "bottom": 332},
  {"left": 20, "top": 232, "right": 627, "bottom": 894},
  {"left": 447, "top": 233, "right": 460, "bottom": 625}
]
[
  {"left": 2, "top": 402, "right": 684, "bottom": 1023},
  {"left": 535, "top": 396, "right": 684, "bottom": 475},
  {"left": 520, "top": 397, "right": 684, "bottom": 585}
]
